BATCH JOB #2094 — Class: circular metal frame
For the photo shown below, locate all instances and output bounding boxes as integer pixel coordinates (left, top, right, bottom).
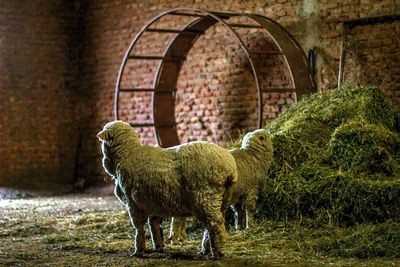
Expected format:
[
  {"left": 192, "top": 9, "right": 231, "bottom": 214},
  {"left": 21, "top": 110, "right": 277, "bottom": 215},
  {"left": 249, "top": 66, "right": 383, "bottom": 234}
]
[{"left": 115, "top": 7, "right": 316, "bottom": 147}]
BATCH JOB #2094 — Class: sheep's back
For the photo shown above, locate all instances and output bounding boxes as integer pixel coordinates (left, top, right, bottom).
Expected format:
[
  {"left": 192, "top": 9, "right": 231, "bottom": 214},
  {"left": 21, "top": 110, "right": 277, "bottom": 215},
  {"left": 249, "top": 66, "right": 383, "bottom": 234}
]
[
  {"left": 174, "top": 141, "right": 237, "bottom": 188},
  {"left": 116, "top": 146, "right": 189, "bottom": 216}
]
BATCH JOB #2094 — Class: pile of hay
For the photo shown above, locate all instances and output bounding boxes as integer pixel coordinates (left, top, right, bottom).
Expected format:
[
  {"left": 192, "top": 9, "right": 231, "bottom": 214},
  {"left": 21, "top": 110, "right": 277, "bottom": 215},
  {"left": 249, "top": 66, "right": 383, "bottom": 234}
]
[{"left": 232, "top": 86, "right": 400, "bottom": 226}]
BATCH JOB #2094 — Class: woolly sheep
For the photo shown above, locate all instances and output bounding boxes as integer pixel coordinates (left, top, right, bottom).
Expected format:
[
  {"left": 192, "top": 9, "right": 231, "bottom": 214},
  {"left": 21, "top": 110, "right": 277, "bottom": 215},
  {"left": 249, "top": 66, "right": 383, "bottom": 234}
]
[
  {"left": 97, "top": 121, "right": 238, "bottom": 259},
  {"left": 169, "top": 129, "right": 273, "bottom": 248}
]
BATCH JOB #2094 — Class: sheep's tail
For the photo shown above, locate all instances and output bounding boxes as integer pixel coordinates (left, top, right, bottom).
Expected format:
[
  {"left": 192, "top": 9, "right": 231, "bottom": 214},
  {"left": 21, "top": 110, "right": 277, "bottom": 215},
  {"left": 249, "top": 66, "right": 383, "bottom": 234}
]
[
  {"left": 221, "top": 175, "right": 235, "bottom": 213},
  {"left": 226, "top": 164, "right": 238, "bottom": 188},
  {"left": 221, "top": 170, "right": 237, "bottom": 212},
  {"left": 224, "top": 175, "right": 235, "bottom": 189}
]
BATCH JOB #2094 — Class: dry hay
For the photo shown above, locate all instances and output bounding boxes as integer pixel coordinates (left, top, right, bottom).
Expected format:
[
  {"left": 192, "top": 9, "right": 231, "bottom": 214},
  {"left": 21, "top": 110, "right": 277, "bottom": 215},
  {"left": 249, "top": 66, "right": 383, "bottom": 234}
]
[
  {"left": 1, "top": 196, "right": 399, "bottom": 265},
  {"left": 228, "top": 85, "right": 400, "bottom": 258},
  {"left": 254, "top": 85, "right": 400, "bottom": 225}
]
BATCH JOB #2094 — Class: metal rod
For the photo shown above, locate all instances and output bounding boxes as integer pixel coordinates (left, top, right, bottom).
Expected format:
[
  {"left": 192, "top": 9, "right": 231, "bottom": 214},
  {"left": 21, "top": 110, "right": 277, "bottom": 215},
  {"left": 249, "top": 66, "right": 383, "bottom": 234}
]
[
  {"left": 169, "top": 11, "right": 207, "bottom": 17},
  {"left": 128, "top": 55, "right": 185, "bottom": 61},
  {"left": 249, "top": 51, "right": 283, "bottom": 55},
  {"left": 338, "top": 23, "right": 347, "bottom": 88},
  {"left": 261, "top": 87, "right": 296, "bottom": 93},
  {"left": 119, "top": 88, "right": 155, "bottom": 92},
  {"left": 128, "top": 123, "right": 155, "bottom": 127},
  {"left": 128, "top": 55, "right": 164, "bottom": 60},
  {"left": 227, "top": 23, "right": 263, "bottom": 29},
  {"left": 128, "top": 122, "right": 176, "bottom": 128},
  {"left": 259, "top": 93, "right": 264, "bottom": 128},
  {"left": 146, "top": 28, "right": 203, "bottom": 34},
  {"left": 209, "top": 11, "right": 238, "bottom": 18},
  {"left": 344, "top": 14, "right": 400, "bottom": 30},
  {"left": 228, "top": 23, "right": 263, "bottom": 29}
]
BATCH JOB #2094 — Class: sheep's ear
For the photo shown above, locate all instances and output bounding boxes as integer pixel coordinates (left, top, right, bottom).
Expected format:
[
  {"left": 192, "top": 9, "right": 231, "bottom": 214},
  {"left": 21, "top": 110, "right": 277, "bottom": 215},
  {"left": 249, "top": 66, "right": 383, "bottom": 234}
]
[{"left": 97, "top": 129, "right": 113, "bottom": 141}]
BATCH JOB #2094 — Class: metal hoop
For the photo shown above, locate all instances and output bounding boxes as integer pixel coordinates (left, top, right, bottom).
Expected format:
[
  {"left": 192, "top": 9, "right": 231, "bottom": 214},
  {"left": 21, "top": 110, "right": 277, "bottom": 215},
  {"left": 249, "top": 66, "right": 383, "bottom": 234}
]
[{"left": 115, "top": 8, "right": 316, "bottom": 147}]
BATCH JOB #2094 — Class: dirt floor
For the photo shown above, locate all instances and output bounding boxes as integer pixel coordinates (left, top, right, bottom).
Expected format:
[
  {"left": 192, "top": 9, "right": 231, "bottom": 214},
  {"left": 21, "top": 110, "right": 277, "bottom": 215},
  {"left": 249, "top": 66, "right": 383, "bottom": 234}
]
[{"left": 1, "top": 187, "right": 399, "bottom": 267}]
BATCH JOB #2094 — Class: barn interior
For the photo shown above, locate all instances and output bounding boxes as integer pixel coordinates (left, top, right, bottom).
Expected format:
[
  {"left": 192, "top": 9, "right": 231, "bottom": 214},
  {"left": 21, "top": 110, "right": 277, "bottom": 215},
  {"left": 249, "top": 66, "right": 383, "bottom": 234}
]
[{"left": 1, "top": 0, "right": 399, "bottom": 266}]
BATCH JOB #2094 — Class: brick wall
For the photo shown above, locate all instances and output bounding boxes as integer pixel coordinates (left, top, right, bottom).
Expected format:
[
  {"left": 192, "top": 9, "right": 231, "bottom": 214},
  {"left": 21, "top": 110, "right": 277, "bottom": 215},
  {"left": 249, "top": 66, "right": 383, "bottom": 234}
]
[
  {"left": 1, "top": 0, "right": 399, "bottom": 188},
  {"left": 79, "top": 0, "right": 400, "bottom": 183},
  {"left": 0, "top": 0, "right": 83, "bottom": 190}
]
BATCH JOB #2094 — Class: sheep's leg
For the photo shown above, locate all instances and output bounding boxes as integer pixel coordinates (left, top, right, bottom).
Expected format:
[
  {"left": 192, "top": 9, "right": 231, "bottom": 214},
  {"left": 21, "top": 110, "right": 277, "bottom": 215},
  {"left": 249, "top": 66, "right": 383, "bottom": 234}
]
[
  {"left": 131, "top": 218, "right": 146, "bottom": 257},
  {"left": 194, "top": 188, "right": 227, "bottom": 259},
  {"left": 199, "top": 229, "right": 212, "bottom": 255},
  {"left": 125, "top": 198, "right": 146, "bottom": 257},
  {"left": 127, "top": 213, "right": 147, "bottom": 257},
  {"left": 176, "top": 217, "right": 188, "bottom": 242},
  {"left": 114, "top": 182, "right": 127, "bottom": 207},
  {"left": 207, "top": 213, "right": 226, "bottom": 259},
  {"left": 199, "top": 205, "right": 227, "bottom": 258},
  {"left": 243, "top": 194, "right": 258, "bottom": 229},
  {"left": 149, "top": 216, "right": 164, "bottom": 252},
  {"left": 246, "top": 210, "right": 254, "bottom": 229},
  {"left": 168, "top": 217, "right": 187, "bottom": 244},
  {"left": 232, "top": 203, "right": 247, "bottom": 230}
]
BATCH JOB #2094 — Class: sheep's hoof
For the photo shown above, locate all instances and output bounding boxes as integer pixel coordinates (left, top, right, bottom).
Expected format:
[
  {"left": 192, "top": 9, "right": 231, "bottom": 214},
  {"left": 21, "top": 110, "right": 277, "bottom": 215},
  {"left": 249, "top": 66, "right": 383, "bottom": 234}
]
[
  {"left": 129, "top": 250, "right": 144, "bottom": 258},
  {"left": 168, "top": 238, "right": 185, "bottom": 245},
  {"left": 155, "top": 246, "right": 164, "bottom": 253},
  {"left": 176, "top": 238, "right": 185, "bottom": 245},
  {"left": 212, "top": 250, "right": 224, "bottom": 260},
  {"left": 198, "top": 249, "right": 212, "bottom": 256},
  {"left": 167, "top": 237, "right": 176, "bottom": 244}
]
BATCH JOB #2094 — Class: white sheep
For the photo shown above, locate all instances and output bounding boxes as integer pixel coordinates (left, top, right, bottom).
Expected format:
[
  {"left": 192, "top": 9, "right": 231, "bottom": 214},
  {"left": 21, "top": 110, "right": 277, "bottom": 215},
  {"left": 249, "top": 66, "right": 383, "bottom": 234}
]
[
  {"left": 169, "top": 129, "right": 273, "bottom": 249},
  {"left": 97, "top": 121, "right": 237, "bottom": 259}
]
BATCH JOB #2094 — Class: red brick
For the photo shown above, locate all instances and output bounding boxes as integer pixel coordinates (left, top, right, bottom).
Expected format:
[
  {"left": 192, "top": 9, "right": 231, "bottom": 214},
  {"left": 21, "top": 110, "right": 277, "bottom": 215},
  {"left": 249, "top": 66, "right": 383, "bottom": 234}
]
[{"left": 3, "top": 0, "right": 399, "bottom": 187}]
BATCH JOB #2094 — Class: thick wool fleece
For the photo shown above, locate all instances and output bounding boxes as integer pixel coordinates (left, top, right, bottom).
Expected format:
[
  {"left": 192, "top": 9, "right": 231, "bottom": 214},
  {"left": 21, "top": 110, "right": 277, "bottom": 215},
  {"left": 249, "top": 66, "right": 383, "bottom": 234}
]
[
  {"left": 97, "top": 121, "right": 237, "bottom": 259},
  {"left": 228, "top": 129, "right": 273, "bottom": 228},
  {"left": 169, "top": 129, "right": 273, "bottom": 244}
]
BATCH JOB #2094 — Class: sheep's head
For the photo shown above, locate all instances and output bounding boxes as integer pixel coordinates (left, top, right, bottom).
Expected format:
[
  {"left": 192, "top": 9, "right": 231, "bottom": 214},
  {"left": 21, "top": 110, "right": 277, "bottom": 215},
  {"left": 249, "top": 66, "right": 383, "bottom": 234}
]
[
  {"left": 241, "top": 129, "right": 273, "bottom": 156},
  {"left": 97, "top": 120, "right": 140, "bottom": 145}
]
